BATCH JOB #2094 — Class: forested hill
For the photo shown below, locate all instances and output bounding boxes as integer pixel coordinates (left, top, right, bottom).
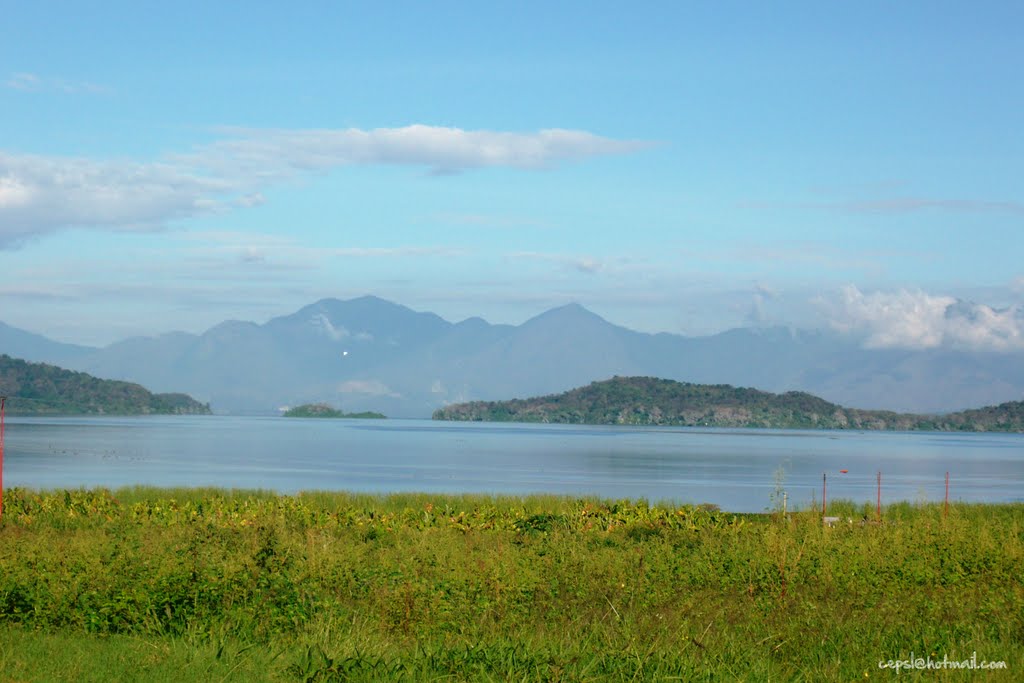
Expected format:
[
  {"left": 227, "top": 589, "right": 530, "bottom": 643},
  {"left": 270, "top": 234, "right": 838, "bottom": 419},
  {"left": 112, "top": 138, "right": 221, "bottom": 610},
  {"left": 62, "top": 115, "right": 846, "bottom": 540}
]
[
  {"left": 0, "top": 355, "right": 211, "bottom": 416},
  {"left": 282, "top": 403, "right": 386, "bottom": 419},
  {"left": 432, "top": 376, "right": 1024, "bottom": 432}
]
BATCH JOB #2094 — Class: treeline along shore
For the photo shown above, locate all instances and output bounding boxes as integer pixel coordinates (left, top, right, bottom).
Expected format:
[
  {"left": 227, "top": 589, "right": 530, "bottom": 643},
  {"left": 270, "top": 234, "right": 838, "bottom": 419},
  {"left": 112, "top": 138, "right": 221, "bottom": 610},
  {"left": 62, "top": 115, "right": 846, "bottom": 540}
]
[{"left": 434, "top": 376, "right": 1024, "bottom": 431}]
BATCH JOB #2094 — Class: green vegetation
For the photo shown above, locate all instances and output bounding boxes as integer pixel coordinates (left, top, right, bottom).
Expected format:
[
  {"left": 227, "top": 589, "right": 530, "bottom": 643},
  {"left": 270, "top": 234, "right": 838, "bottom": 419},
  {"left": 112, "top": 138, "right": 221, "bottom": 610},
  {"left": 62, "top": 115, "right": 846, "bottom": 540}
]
[
  {"left": 434, "top": 376, "right": 1024, "bottom": 431},
  {"left": 283, "top": 403, "right": 386, "bottom": 419},
  {"left": 0, "top": 487, "right": 1020, "bottom": 680},
  {"left": 0, "top": 354, "right": 210, "bottom": 416}
]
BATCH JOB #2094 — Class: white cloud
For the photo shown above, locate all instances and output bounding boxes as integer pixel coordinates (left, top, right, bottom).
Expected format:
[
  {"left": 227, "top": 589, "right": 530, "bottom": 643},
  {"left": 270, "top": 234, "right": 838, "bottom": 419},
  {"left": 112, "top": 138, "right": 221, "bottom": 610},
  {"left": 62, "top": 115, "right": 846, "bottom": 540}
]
[
  {"left": 237, "top": 246, "right": 267, "bottom": 264},
  {"left": 832, "top": 197, "right": 1024, "bottom": 214},
  {"left": 0, "top": 175, "right": 34, "bottom": 207},
  {"left": 337, "top": 379, "right": 401, "bottom": 397},
  {"left": 509, "top": 251, "right": 608, "bottom": 274},
  {"left": 829, "top": 285, "right": 1024, "bottom": 351},
  {"left": 0, "top": 152, "right": 232, "bottom": 246},
  {"left": 310, "top": 313, "right": 350, "bottom": 341},
  {"left": 234, "top": 192, "right": 266, "bottom": 208},
  {"left": 741, "top": 196, "right": 1024, "bottom": 215},
  {"left": 745, "top": 284, "right": 777, "bottom": 326},
  {"left": 330, "top": 246, "right": 465, "bottom": 258},
  {"left": 191, "top": 125, "right": 650, "bottom": 177},
  {"left": 433, "top": 212, "right": 550, "bottom": 230},
  {"left": 158, "top": 232, "right": 467, "bottom": 275},
  {"left": 5, "top": 72, "right": 41, "bottom": 90},
  {"left": 0, "top": 125, "right": 648, "bottom": 247},
  {"left": 5, "top": 72, "right": 108, "bottom": 94}
]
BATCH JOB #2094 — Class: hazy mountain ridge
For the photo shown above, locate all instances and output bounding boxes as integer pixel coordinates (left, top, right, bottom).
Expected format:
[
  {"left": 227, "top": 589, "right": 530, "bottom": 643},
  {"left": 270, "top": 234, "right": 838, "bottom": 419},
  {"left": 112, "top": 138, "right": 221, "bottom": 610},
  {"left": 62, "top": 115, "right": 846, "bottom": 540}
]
[
  {"left": 0, "top": 322, "right": 94, "bottom": 367},
  {"left": 3, "top": 295, "right": 1023, "bottom": 416},
  {"left": 432, "top": 376, "right": 1024, "bottom": 432},
  {"left": 0, "top": 355, "right": 211, "bottom": 416}
]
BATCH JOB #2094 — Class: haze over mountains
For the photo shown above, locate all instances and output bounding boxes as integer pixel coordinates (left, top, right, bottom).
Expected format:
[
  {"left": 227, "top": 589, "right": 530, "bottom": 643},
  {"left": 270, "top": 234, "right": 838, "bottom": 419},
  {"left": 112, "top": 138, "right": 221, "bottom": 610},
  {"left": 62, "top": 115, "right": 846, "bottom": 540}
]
[{"left": 3, "top": 295, "right": 1023, "bottom": 417}]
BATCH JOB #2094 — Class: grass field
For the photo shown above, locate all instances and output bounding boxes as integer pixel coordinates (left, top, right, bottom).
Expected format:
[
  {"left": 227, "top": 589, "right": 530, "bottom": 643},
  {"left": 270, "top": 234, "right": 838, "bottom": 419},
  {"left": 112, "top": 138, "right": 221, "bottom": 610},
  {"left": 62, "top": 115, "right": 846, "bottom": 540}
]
[{"left": 0, "top": 487, "right": 1020, "bottom": 681}]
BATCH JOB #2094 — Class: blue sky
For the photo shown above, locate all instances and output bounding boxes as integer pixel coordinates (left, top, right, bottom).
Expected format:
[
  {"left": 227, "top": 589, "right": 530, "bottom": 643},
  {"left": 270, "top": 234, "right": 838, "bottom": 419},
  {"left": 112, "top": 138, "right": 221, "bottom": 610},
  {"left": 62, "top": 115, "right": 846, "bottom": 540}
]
[{"left": 2, "top": 2, "right": 1023, "bottom": 348}]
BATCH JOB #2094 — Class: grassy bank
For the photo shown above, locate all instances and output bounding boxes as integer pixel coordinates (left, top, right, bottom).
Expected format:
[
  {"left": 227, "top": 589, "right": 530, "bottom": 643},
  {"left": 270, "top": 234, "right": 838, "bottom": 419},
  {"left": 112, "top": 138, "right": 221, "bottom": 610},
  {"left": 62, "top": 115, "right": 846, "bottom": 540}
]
[{"left": 0, "top": 487, "right": 1020, "bottom": 681}]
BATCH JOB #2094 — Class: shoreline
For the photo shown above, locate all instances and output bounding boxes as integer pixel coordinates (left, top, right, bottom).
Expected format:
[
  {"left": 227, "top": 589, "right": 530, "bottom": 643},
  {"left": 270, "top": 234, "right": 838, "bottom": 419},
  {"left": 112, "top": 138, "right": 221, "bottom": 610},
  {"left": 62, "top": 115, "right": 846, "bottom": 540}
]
[{"left": 2, "top": 484, "right": 1021, "bottom": 517}]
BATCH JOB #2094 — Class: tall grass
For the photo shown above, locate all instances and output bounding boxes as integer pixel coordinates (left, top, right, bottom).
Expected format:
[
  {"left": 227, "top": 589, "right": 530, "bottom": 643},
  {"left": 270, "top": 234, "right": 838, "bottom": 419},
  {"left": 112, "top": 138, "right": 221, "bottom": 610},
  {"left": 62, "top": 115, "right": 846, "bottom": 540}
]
[{"left": 0, "top": 487, "right": 1020, "bottom": 680}]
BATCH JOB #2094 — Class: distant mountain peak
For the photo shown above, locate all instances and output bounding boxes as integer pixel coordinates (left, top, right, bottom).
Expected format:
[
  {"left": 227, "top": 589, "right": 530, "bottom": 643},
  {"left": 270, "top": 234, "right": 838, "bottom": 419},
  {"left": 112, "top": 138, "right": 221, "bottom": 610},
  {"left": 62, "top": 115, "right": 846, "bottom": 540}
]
[
  {"left": 206, "top": 320, "right": 260, "bottom": 333},
  {"left": 350, "top": 294, "right": 390, "bottom": 304},
  {"left": 524, "top": 302, "right": 610, "bottom": 327},
  {"left": 302, "top": 295, "right": 397, "bottom": 312}
]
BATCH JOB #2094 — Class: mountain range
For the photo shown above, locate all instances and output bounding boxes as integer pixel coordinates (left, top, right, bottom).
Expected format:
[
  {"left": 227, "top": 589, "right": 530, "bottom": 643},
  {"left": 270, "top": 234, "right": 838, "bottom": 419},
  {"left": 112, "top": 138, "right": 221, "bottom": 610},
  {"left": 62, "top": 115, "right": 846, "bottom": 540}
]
[{"left": 3, "top": 295, "right": 1024, "bottom": 416}]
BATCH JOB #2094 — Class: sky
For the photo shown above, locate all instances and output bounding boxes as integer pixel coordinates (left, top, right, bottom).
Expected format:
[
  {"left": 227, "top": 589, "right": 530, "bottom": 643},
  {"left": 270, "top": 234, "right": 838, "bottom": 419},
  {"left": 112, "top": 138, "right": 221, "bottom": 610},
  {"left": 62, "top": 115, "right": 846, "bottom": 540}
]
[{"left": 1, "top": 2, "right": 1023, "bottom": 349}]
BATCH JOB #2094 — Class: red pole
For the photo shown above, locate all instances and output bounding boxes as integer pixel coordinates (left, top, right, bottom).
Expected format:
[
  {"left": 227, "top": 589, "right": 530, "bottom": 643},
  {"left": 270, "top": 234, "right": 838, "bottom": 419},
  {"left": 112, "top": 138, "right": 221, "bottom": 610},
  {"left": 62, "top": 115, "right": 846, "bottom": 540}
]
[
  {"left": 876, "top": 471, "right": 881, "bottom": 522},
  {"left": 821, "top": 472, "right": 827, "bottom": 516},
  {"left": 1, "top": 396, "right": 5, "bottom": 519}
]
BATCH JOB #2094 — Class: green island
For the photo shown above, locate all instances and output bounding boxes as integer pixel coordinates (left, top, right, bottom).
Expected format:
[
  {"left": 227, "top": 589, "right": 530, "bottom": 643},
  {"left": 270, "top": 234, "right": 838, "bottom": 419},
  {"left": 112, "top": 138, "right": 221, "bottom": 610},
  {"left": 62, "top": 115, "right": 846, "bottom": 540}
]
[
  {"left": 0, "top": 354, "right": 210, "bottom": 416},
  {"left": 434, "top": 376, "right": 1024, "bottom": 432},
  {"left": 283, "top": 403, "right": 386, "bottom": 419},
  {"left": 0, "top": 487, "right": 1019, "bottom": 680}
]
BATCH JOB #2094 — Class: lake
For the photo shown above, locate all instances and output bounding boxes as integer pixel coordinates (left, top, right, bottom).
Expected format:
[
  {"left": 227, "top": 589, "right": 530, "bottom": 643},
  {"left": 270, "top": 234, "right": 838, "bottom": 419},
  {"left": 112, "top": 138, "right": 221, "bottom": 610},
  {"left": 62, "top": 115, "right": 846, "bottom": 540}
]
[{"left": 3, "top": 416, "right": 1022, "bottom": 512}]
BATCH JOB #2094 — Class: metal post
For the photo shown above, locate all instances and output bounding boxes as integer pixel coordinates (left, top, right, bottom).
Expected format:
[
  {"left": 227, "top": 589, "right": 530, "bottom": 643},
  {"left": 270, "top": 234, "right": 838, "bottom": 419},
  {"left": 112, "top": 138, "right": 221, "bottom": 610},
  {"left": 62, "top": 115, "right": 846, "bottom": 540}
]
[
  {"left": 821, "top": 472, "right": 826, "bottom": 516},
  {"left": 944, "top": 471, "right": 949, "bottom": 518},
  {"left": 877, "top": 471, "right": 881, "bottom": 522}
]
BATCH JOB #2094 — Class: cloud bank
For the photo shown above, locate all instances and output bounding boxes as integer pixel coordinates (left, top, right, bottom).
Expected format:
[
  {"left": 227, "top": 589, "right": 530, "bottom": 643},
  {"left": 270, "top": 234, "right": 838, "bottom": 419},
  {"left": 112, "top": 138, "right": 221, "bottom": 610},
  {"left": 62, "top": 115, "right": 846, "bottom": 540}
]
[
  {"left": 833, "top": 198, "right": 1024, "bottom": 214},
  {"left": 0, "top": 152, "right": 230, "bottom": 245},
  {"left": 192, "top": 125, "right": 649, "bottom": 177},
  {"left": 741, "top": 197, "right": 1024, "bottom": 216},
  {"left": 0, "top": 125, "right": 648, "bottom": 247},
  {"left": 5, "top": 72, "right": 108, "bottom": 94},
  {"left": 509, "top": 251, "right": 607, "bottom": 274},
  {"left": 830, "top": 285, "right": 1024, "bottom": 351}
]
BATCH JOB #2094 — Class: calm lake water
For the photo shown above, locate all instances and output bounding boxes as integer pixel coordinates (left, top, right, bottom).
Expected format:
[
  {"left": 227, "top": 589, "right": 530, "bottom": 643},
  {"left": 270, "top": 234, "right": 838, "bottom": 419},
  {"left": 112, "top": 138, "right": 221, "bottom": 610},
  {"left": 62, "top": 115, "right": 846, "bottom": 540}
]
[{"left": 3, "top": 416, "right": 1022, "bottom": 512}]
